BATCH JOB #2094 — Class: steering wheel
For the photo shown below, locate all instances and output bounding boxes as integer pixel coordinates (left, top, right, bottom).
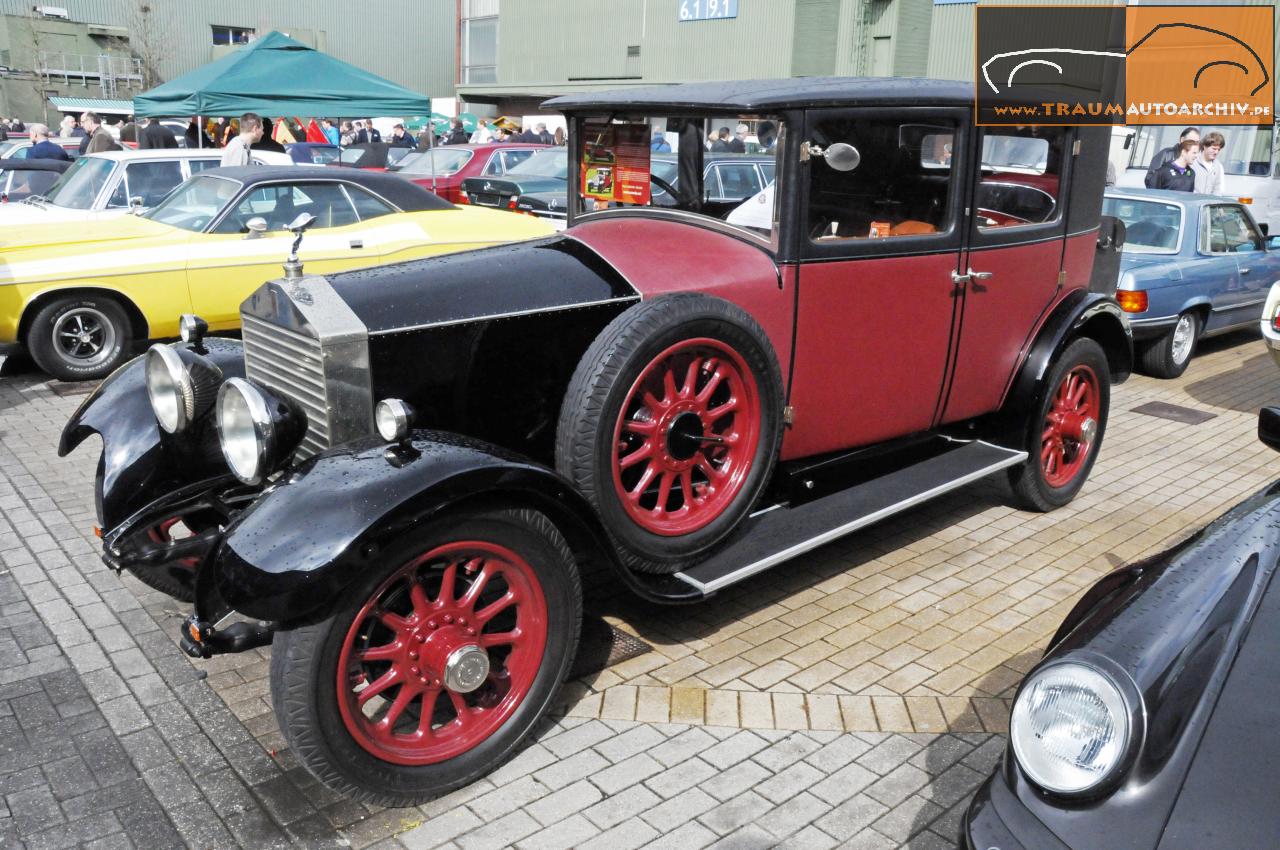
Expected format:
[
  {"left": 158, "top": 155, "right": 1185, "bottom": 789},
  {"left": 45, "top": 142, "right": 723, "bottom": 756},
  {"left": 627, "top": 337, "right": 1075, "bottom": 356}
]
[
  {"left": 649, "top": 172, "right": 679, "bottom": 206},
  {"left": 977, "top": 208, "right": 1030, "bottom": 228}
]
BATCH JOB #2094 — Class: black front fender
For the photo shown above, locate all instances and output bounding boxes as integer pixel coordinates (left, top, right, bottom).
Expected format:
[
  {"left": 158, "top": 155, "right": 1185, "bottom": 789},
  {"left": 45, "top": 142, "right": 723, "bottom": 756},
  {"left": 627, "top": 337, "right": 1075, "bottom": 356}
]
[
  {"left": 58, "top": 338, "right": 245, "bottom": 529},
  {"left": 215, "top": 431, "right": 701, "bottom": 624}
]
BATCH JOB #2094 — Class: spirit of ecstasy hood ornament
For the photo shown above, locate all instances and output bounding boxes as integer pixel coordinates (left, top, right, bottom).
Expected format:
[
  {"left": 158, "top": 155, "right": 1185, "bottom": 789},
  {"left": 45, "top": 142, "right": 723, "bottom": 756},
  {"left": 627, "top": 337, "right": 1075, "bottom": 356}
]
[{"left": 283, "top": 213, "right": 317, "bottom": 280}]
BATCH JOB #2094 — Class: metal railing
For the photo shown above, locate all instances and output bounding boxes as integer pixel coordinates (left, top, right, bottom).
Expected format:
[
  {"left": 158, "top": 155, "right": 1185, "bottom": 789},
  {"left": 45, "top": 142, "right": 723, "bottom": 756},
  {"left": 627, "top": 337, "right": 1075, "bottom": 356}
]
[{"left": 35, "top": 51, "right": 143, "bottom": 96}]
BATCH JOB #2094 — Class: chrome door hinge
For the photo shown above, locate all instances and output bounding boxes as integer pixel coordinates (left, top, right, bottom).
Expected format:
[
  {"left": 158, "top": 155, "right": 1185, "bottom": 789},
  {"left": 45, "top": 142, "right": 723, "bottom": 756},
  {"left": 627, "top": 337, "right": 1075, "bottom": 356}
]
[
  {"left": 800, "top": 142, "right": 811, "bottom": 162},
  {"left": 1058, "top": 270, "right": 1067, "bottom": 286},
  {"left": 1072, "top": 139, "right": 1082, "bottom": 156},
  {"left": 783, "top": 405, "right": 795, "bottom": 426}
]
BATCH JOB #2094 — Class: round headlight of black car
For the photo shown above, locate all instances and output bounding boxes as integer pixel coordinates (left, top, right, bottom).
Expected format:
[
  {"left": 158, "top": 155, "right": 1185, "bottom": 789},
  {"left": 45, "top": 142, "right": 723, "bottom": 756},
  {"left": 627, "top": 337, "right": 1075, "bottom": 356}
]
[
  {"left": 145, "top": 344, "right": 222, "bottom": 434},
  {"left": 216, "top": 378, "right": 306, "bottom": 485},
  {"left": 375, "top": 398, "right": 416, "bottom": 442},
  {"left": 1010, "top": 661, "right": 1136, "bottom": 795}
]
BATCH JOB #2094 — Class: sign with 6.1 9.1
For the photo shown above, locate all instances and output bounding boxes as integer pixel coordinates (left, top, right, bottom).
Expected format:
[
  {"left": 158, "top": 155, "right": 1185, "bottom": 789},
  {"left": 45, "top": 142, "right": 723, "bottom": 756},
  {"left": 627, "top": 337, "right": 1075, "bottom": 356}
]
[{"left": 679, "top": 0, "right": 737, "bottom": 22}]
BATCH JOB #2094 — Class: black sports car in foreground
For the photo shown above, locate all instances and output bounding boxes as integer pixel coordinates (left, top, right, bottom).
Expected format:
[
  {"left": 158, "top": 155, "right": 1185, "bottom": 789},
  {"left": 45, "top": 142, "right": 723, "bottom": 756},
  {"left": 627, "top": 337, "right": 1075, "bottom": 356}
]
[{"left": 966, "top": 406, "right": 1280, "bottom": 849}]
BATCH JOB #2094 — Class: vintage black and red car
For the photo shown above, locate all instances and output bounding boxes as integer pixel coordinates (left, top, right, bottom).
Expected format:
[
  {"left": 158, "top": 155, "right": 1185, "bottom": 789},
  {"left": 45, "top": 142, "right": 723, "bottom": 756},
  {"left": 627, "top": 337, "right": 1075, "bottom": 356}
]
[{"left": 60, "top": 78, "right": 1131, "bottom": 805}]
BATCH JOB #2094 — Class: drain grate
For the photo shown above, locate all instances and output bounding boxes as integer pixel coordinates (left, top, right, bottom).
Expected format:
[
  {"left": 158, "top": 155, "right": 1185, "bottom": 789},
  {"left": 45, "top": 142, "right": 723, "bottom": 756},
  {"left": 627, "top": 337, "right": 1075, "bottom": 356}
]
[
  {"left": 570, "top": 616, "right": 652, "bottom": 679},
  {"left": 1131, "top": 401, "right": 1217, "bottom": 425}
]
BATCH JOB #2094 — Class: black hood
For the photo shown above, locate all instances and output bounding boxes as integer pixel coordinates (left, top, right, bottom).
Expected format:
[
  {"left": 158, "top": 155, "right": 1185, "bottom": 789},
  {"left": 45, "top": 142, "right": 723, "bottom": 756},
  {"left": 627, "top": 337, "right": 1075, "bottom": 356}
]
[{"left": 322, "top": 235, "right": 637, "bottom": 335}]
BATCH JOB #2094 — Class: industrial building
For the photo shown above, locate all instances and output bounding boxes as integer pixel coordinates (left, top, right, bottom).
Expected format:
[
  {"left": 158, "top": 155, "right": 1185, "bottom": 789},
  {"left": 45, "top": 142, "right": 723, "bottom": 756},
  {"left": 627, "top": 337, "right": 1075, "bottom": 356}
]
[{"left": 0, "top": 0, "right": 453, "bottom": 122}]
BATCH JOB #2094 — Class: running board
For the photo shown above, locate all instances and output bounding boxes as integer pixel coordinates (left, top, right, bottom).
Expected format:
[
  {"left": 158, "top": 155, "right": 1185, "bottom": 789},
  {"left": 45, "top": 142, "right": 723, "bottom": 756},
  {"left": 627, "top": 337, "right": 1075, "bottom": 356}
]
[{"left": 674, "top": 440, "right": 1027, "bottom": 595}]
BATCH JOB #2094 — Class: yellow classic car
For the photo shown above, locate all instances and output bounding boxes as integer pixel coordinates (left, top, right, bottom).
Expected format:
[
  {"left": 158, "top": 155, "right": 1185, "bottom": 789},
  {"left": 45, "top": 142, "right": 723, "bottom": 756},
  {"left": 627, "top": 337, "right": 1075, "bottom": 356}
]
[{"left": 0, "top": 165, "right": 553, "bottom": 380}]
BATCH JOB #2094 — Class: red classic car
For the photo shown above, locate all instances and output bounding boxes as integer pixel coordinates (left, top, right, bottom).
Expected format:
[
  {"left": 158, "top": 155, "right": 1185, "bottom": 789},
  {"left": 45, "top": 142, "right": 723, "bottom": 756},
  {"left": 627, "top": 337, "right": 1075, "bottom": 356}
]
[
  {"left": 394, "top": 142, "right": 549, "bottom": 203},
  {"left": 62, "top": 78, "right": 1130, "bottom": 805}
]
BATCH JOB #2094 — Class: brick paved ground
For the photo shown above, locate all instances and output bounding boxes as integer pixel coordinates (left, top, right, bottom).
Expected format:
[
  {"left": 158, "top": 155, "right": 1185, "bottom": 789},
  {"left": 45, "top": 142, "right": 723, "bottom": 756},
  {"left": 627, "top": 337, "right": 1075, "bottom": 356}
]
[{"left": 1, "top": 328, "right": 1278, "bottom": 848}]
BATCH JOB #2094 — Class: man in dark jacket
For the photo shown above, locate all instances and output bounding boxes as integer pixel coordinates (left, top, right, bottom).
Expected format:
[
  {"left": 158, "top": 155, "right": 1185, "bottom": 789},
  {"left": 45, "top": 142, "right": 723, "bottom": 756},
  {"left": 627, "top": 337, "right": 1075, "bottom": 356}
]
[
  {"left": 1152, "top": 139, "right": 1198, "bottom": 191},
  {"left": 389, "top": 123, "right": 415, "bottom": 148},
  {"left": 137, "top": 117, "right": 178, "bottom": 149},
  {"left": 79, "top": 112, "right": 120, "bottom": 155},
  {"left": 1144, "top": 126, "right": 1199, "bottom": 188},
  {"left": 446, "top": 118, "right": 469, "bottom": 145},
  {"left": 26, "top": 125, "right": 70, "bottom": 161}
]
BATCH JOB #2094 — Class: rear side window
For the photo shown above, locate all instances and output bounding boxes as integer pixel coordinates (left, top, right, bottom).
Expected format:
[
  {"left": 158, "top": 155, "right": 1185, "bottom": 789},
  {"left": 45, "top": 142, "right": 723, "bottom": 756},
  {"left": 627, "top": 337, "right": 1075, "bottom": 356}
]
[
  {"left": 1203, "top": 204, "right": 1263, "bottom": 253},
  {"left": 215, "top": 182, "right": 361, "bottom": 232},
  {"left": 347, "top": 185, "right": 397, "bottom": 221},
  {"left": 709, "top": 163, "right": 763, "bottom": 201},
  {"left": 110, "top": 160, "right": 185, "bottom": 208},
  {"left": 973, "top": 128, "right": 1065, "bottom": 229}
]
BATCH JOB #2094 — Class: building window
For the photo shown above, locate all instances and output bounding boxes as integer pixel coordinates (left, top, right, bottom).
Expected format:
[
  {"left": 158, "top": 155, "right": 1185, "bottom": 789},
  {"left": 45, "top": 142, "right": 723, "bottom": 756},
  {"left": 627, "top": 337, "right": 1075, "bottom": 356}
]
[
  {"left": 462, "top": 0, "right": 498, "bottom": 84},
  {"left": 212, "top": 25, "right": 254, "bottom": 46}
]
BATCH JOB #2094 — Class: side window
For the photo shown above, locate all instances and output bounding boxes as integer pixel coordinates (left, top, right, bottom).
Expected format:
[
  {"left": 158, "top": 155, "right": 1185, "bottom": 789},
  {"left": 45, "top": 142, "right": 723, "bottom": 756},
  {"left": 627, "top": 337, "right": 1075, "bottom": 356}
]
[
  {"left": 710, "top": 163, "right": 763, "bottom": 201},
  {"left": 975, "top": 127, "right": 1065, "bottom": 229},
  {"left": 216, "top": 184, "right": 360, "bottom": 233},
  {"left": 188, "top": 158, "right": 220, "bottom": 175},
  {"left": 114, "top": 161, "right": 185, "bottom": 207},
  {"left": 346, "top": 185, "right": 396, "bottom": 221},
  {"left": 807, "top": 116, "right": 956, "bottom": 241},
  {"left": 759, "top": 162, "right": 776, "bottom": 185},
  {"left": 502, "top": 149, "right": 534, "bottom": 171},
  {"left": 703, "top": 166, "right": 723, "bottom": 200},
  {"left": 482, "top": 154, "right": 503, "bottom": 176},
  {"left": 1206, "top": 205, "right": 1262, "bottom": 253}
]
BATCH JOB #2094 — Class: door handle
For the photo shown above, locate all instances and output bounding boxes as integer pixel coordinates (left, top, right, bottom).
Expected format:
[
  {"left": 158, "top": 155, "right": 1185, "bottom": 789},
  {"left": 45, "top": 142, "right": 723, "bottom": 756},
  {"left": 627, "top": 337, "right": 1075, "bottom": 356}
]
[
  {"left": 1241, "top": 267, "right": 1251, "bottom": 275},
  {"left": 349, "top": 239, "right": 364, "bottom": 249},
  {"left": 951, "top": 268, "right": 993, "bottom": 284}
]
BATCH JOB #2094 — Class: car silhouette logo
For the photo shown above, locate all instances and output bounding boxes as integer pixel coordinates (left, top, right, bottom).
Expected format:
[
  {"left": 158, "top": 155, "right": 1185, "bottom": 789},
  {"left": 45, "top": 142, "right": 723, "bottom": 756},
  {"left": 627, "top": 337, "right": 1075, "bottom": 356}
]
[{"left": 981, "top": 22, "right": 1269, "bottom": 96}]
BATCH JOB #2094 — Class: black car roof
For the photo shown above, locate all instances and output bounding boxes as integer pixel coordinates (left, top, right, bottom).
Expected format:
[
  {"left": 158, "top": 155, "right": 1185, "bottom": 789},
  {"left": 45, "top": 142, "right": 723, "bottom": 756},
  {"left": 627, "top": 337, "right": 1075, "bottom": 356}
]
[
  {"left": 545, "top": 77, "right": 973, "bottom": 112},
  {"left": 0, "top": 158, "right": 71, "bottom": 172},
  {"left": 199, "top": 165, "right": 451, "bottom": 212}
]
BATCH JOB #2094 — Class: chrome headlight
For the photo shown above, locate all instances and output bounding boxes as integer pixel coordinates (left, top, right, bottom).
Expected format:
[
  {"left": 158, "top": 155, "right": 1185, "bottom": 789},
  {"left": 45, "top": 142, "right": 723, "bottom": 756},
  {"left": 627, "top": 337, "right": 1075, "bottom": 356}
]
[
  {"left": 216, "top": 378, "right": 305, "bottom": 485},
  {"left": 1010, "top": 660, "right": 1137, "bottom": 795},
  {"left": 375, "top": 398, "right": 415, "bottom": 442},
  {"left": 145, "top": 344, "right": 221, "bottom": 434}
]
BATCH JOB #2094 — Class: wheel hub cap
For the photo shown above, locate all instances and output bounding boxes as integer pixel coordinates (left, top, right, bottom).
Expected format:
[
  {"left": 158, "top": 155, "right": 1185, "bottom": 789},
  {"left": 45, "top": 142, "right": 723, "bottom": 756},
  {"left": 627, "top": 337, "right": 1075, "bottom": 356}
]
[
  {"left": 1040, "top": 365, "right": 1101, "bottom": 488},
  {"left": 444, "top": 645, "right": 490, "bottom": 693}
]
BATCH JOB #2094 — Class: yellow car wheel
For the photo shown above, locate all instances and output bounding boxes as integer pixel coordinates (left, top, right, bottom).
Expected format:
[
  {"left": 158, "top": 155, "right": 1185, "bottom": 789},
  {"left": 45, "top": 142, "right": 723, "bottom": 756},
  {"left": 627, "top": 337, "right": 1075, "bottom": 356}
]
[{"left": 27, "top": 295, "right": 131, "bottom": 382}]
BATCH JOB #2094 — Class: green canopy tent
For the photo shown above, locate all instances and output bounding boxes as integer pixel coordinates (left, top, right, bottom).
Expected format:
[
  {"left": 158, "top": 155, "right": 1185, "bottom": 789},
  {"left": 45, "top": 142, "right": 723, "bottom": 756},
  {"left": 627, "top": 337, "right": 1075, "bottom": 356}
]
[{"left": 132, "top": 31, "right": 430, "bottom": 119}]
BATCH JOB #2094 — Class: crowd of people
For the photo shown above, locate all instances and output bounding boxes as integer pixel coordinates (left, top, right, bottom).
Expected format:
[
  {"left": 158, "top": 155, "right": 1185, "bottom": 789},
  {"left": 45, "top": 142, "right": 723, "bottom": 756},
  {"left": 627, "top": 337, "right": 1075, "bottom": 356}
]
[
  {"left": 1143, "top": 126, "right": 1227, "bottom": 194},
  {"left": 439, "top": 116, "right": 564, "bottom": 147}
]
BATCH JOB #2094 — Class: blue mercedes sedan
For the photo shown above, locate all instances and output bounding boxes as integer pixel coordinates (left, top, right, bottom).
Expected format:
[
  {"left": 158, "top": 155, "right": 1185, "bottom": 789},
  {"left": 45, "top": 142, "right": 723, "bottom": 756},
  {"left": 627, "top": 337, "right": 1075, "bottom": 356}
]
[{"left": 1104, "top": 188, "right": 1280, "bottom": 377}]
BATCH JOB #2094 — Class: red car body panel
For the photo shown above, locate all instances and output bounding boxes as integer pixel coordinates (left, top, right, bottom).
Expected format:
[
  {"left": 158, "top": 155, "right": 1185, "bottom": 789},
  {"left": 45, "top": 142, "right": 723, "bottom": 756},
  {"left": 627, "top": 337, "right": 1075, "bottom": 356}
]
[
  {"left": 405, "top": 144, "right": 549, "bottom": 203},
  {"left": 569, "top": 216, "right": 795, "bottom": 391},
  {"left": 782, "top": 253, "right": 961, "bottom": 459},
  {"left": 943, "top": 238, "right": 1066, "bottom": 422}
]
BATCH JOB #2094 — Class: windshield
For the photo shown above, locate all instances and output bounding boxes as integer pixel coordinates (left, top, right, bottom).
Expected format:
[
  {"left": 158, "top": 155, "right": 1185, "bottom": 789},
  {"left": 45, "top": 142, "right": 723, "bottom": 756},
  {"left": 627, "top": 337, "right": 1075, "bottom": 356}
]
[
  {"left": 1102, "top": 196, "right": 1182, "bottom": 253},
  {"left": 1127, "top": 125, "right": 1275, "bottom": 176},
  {"left": 572, "top": 113, "right": 783, "bottom": 245},
  {"left": 397, "top": 148, "right": 472, "bottom": 176},
  {"left": 44, "top": 156, "right": 114, "bottom": 209},
  {"left": 509, "top": 149, "right": 568, "bottom": 178},
  {"left": 145, "top": 174, "right": 242, "bottom": 231}
]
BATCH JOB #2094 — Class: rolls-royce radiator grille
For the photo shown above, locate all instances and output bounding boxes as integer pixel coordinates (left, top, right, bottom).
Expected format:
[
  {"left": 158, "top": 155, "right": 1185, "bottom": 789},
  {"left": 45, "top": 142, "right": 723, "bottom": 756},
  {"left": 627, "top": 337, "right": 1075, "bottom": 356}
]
[{"left": 242, "top": 315, "right": 331, "bottom": 459}]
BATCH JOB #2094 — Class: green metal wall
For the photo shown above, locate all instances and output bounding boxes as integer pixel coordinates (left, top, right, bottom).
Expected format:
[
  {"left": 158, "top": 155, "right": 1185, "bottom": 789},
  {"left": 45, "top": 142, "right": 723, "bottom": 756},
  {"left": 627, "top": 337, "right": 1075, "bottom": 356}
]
[
  {"left": 493, "top": 0, "right": 801, "bottom": 87},
  {"left": 0, "top": 0, "right": 455, "bottom": 96}
]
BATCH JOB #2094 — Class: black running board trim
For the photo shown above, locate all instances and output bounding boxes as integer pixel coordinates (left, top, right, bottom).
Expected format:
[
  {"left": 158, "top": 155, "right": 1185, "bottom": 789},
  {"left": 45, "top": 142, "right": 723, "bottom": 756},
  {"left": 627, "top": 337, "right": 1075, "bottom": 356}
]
[{"left": 674, "top": 440, "right": 1027, "bottom": 595}]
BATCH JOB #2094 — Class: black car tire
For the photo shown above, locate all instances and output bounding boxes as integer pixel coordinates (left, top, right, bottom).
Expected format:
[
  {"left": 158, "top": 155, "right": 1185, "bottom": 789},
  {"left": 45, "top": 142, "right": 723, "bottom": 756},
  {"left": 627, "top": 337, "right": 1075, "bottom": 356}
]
[
  {"left": 1009, "top": 337, "right": 1110, "bottom": 512},
  {"left": 1138, "top": 311, "right": 1199, "bottom": 379},
  {"left": 269, "top": 508, "right": 581, "bottom": 807},
  {"left": 556, "top": 294, "right": 783, "bottom": 574},
  {"left": 26, "top": 295, "right": 131, "bottom": 382}
]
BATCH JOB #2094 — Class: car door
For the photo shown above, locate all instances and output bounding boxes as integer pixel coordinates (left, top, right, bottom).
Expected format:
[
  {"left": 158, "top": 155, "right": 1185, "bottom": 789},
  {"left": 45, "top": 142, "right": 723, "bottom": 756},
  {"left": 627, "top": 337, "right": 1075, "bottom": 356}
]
[
  {"left": 1212, "top": 203, "right": 1270, "bottom": 327},
  {"left": 1195, "top": 204, "right": 1248, "bottom": 332},
  {"left": 185, "top": 181, "right": 382, "bottom": 327},
  {"left": 783, "top": 108, "right": 969, "bottom": 458},
  {"left": 942, "top": 126, "right": 1072, "bottom": 423}
]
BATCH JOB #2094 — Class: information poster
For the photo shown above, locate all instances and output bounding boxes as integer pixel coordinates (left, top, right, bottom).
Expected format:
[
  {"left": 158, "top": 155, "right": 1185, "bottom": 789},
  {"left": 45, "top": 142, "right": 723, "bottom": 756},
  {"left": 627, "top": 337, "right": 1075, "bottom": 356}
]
[{"left": 581, "top": 121, "right": 651, "bottom": 206}]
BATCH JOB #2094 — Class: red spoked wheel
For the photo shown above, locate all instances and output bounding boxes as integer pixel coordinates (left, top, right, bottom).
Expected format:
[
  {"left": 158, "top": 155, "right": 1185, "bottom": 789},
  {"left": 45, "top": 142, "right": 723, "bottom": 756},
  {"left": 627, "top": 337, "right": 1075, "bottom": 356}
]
[
  {"left": 1009, "top": 337, "right": 1110, "bottom": 512},
  {"left": 270, "top": 509, "right": 580, "bottom": 806},
  {"left": 1040, "top": 364, "right": 1100, "bottom": 488},
  {"left": 611, "top": 338, "right": 762, "bottom": 537},
  {"left": 146, "top": 517, "right": 201, "bottom": 568},
  {"left": 120, "top": 514, "right": 212, "bottom": 602},
  {"left": 336, "top": 541, "right": 548, "bottom": 766}
]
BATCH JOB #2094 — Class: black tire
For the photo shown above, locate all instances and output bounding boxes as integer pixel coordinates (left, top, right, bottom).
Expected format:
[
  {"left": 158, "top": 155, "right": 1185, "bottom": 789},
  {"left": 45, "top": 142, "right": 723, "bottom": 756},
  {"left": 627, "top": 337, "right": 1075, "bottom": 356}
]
[
  {"left": 1137, "top": 311, "right": 1199, "bottom": 379},
  {"left": 270, "top": 508, "right": 582, "bottom": 807},
  {"left": 1008, "top": 337, "right": 1110, "bottom": 512},
  {"left": 555, "top": 294, "right": 784, "bottom": 574},
  {"left": 25, "top": 295, "right": 132, "bottom": 382}
]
